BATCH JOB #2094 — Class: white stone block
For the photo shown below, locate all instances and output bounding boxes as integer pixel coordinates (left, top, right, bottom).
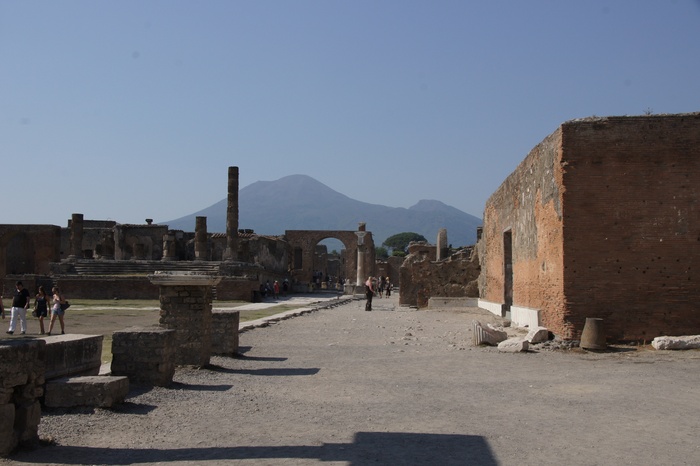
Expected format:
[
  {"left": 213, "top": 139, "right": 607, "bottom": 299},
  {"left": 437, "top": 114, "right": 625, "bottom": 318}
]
[
  {"left": 526, "top": 327, "right": 549, "bottom": 344},
  {"left": 498, "top": 338, "right": 529, "bottom": 353},
  {"left": 651, "top": 335, "right": 700, "bottom": 350}
]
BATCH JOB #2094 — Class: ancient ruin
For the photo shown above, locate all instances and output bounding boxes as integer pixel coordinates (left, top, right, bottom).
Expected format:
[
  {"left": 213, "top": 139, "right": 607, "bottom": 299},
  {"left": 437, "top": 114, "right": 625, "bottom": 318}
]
[{"left": 476, "top": 113, "right": 700, "bottom": 341}]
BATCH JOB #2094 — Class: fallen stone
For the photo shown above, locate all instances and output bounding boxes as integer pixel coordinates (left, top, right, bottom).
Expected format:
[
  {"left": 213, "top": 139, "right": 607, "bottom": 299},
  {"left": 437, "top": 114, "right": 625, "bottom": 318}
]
[
  {"left": 498, "top": 338, "right": 529, "bottom": 353},
  {"left": 526, "top": 327, "right": 550, "bottom": 344},
  {"left": 651, "top": 335, "right": 700, "bottom": 350},
  {"left": 472, "top": 321, "right": 507, "bottom": 346}
]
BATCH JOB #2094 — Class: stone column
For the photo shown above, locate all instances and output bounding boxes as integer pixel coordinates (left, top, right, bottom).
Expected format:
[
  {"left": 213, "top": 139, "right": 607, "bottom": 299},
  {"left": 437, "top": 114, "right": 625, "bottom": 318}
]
[
  {"left": 68, "top": 213, "right": 84, "bottom": 260},
  {"left": 355, "top": 223, "right": 367, "bottom": 287},
  {"left": 195, "top": 216, "right": 208, "bottom": 261},
  {"left": 148, "top": 272, "right": 221, "bottom": 367},
  {"left": 437, "top": 228, "right": 448, "bottom": 261},
  {"left": 222, "top": 166, "right": 239, "bottom": 261}
]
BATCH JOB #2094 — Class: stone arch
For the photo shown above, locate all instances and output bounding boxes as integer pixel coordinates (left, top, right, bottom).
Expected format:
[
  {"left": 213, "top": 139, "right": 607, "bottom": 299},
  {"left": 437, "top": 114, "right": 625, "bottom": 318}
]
[{"left": 285, "top": 230, "right": 375, "bottom": 288}]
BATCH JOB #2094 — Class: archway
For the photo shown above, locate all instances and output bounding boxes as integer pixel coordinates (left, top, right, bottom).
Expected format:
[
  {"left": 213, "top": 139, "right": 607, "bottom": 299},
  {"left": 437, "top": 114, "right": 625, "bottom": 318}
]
[{"left": 285, "top": 229, "right": 376, "bottom": 290}]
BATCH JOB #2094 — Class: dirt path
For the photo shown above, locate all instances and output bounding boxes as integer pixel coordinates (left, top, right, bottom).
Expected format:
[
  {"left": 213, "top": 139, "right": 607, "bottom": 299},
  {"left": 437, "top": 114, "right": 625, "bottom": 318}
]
[{"left": 3, "top": 293, "right": 700, "bottom": 465}]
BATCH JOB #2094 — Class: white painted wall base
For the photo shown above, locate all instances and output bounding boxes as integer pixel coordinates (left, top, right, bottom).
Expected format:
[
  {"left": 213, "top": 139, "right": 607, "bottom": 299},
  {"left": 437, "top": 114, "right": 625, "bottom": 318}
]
[
  {"left": 478, "top": 299, "right": 541, "bottom": 329},
  {"left": 478, "top": 299, "right": 504, "bottom": 317},
  {"left": 510, "top": 305, "right": 541, "bottom": 329}
]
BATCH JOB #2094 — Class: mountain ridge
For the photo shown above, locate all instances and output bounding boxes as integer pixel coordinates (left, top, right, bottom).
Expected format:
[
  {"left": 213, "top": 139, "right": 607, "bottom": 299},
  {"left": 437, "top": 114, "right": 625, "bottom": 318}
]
[{"left": 162, "top": 174, "right": 482, "bottom": 246}]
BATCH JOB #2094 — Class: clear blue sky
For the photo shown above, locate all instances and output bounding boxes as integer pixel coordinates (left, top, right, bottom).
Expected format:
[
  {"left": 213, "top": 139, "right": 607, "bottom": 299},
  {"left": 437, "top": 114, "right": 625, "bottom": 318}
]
[{"left": 3, "top": 1, "right": 699, "bottom": 227}]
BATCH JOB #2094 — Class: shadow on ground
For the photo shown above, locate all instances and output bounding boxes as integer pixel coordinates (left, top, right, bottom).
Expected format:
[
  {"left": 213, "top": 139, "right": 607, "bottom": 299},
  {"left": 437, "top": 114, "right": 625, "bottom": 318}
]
[{"left": 12, "top": 432, "right": 496, "bottom": 465}]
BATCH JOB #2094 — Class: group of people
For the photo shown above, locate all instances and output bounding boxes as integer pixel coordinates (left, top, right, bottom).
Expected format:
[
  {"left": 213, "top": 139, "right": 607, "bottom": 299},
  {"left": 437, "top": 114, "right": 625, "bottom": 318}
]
[
  {"left": 1, "top": 281, "right": 67, "bottom": 336},
  {"left": 364, "top": 275, "right": 393, "bottom": 311}
]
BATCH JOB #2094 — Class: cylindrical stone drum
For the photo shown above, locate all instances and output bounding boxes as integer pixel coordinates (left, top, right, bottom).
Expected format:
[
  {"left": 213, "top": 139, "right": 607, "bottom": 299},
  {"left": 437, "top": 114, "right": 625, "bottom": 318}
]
[{"left": 580, "top": 317, "right": 607, "bottom": 350}]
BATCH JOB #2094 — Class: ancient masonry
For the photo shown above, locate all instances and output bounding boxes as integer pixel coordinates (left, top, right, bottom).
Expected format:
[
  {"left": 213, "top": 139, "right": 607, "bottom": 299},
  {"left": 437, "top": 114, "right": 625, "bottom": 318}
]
[{"left": 477, "top": 113, "right": 700, "bottom": 341}]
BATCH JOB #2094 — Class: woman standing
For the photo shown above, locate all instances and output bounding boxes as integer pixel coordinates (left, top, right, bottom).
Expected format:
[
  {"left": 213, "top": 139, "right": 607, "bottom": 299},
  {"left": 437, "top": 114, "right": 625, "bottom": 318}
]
[
  {"left": 34, "top": 286, "right": 49, "bottom": 335},
  {"left": 47, "top": 286, "right": 66, "bottom": 336}
]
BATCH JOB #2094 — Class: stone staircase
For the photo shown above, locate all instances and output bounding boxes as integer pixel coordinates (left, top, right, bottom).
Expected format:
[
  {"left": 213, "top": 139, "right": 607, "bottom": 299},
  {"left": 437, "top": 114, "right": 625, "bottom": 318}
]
[{"left": 71, "top": 260, "right": 222, "bottom": 276}]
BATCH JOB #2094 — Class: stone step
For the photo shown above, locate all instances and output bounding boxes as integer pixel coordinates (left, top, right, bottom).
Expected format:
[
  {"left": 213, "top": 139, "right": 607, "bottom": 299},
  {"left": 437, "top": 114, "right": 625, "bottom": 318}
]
[
  {"left": 44, "top": 375, "right": 129, "bottom": 408},
  {"left": 71, "top": 260, "right": 221, "bottom": 275}
]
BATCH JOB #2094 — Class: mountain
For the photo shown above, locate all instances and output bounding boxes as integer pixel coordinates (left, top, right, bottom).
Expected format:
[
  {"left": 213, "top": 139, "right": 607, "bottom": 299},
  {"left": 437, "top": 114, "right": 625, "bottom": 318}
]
[{"left": 161, "top": 175, "right": 482, "bottom": 246}]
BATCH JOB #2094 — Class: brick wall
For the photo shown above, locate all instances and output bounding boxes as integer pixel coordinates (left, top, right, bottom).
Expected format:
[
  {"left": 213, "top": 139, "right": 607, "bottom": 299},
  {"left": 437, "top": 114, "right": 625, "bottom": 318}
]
[
  {"left": 479, "top": 128, "right": 566, "bottom": 333},
  {"left": 561, "top": 114, "right": 700, "bottom": 340},
  {"left": 480, "top": 113, "right": 700, "bottom": 341}
]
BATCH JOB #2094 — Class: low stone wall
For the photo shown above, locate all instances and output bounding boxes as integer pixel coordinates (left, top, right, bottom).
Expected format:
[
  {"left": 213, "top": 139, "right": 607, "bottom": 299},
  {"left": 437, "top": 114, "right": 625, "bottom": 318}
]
[
  {"left": 0, "top": 340, "right": 45, "bottom": 457},
  {"left": 211, "top": 310, "right": 240, "bottom": 355},
  {"left": 52, "top": 276, "right": 159, "bottom": 300},
  {"left": 215, "top": 276, "right": 259, "bottom": 301},
  {"left": 111, "top": 327, "right": 176, "bottom": 387},
  {"left": 43, "top": 334, "right": 103, "bottom": 380}
]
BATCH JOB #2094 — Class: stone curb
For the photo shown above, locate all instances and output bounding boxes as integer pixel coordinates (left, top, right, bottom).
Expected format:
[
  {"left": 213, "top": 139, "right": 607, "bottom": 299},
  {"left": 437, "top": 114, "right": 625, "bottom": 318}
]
[{"left": 238, "top": 296, "right": 358, "bottom": 333}]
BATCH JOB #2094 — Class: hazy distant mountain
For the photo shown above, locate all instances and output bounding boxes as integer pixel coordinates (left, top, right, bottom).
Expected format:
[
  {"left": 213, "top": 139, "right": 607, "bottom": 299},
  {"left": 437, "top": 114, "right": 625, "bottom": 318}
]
[{"left": 162, "top": 175, "right": 482, "bottom": 246}]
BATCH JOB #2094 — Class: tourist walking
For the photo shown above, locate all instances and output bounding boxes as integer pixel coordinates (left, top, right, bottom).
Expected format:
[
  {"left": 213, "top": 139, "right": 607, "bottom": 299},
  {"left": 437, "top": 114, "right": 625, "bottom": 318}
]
[
  {"left": 47, "top": 286, "right": 67, "bottom": 335},
  {"left": 385, "top": 278, "right": 393, "bottom": 298},
  {"left": 273, "top": 280, "right": 280, "bottom": 299},
  {"left": 34, "top": 286, "right": 50, "bottom": 335},
  {"left": 365, "top": 276, "right": 374, "bottom": 311},
  {"left": 6, "top": 281, "right": 30, "bottom": 335}
]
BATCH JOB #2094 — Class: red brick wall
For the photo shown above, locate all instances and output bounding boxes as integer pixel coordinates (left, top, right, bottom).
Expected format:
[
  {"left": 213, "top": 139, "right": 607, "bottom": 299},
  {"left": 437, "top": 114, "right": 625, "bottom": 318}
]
[
  {"left": 561, "top": 114, "right": 700, "bottom": 340},
  {"left": 479, "top": 129, "right": 567, "bottom": 332},
  {"left": 481, "top": 113, "right": 700, "bottom": 341}
]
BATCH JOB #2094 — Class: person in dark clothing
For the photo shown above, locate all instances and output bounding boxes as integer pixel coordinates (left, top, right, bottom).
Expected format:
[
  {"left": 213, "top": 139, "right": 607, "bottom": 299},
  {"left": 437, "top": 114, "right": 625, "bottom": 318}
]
[
  {"left": 34, "top": 286, "right": 49, "bottom": 335},
  {"left": 365, "top": 276, "right": 374, "bottom": 311}
]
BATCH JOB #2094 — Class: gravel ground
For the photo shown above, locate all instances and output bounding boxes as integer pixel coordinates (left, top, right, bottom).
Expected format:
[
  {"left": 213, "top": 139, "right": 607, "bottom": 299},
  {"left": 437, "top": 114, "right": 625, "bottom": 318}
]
[{"left": 3, "top": 293, "right": 700, "bottom": 466}]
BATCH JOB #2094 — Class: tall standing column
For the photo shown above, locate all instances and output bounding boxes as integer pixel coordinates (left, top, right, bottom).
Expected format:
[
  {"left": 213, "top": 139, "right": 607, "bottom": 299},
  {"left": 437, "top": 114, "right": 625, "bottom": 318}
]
[
  {"left": 355, "top": 222, "right": 367, "bottom": 286},
  {"left": 223, "top": 166, "right": 239, "bottom": 261},
  {"left": 69, "top": 213, "right": 84, "bottom": 260},
  {"left": 195, "top": 216, "right": 208, "bottom": 261}
]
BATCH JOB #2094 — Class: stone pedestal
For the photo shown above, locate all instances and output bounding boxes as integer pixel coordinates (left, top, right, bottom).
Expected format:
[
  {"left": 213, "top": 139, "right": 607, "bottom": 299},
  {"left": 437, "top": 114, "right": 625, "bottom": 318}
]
[
  {"left": 149, "top": 272, "right": 222, "bottom": 367},
  {"left": 211, "top": 310, "right": 240, "bottom": 355},
  {"left": 111, "top": 327, "right": 176, "bottom": 386}
]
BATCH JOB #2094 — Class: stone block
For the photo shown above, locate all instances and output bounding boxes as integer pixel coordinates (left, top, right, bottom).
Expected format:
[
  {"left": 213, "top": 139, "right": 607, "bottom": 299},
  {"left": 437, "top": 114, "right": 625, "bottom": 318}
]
[
  {"left": 525, "top": 326, "right": 550, "bottom": 344},
  {"left": 498, "top": 338, "right": 530, "bottom": 353},
  {"left": 0, "top": 403, "right": 16, "bottom": 457},
  {"left": 42, "top": 334, "right": 103, "bottom": 380},
  {"left": 44, "top": 376, "right": 129, "bottom": 408},
  {"left": 111, "top": 327, "right": 176, "bottom": 386},
  {"left": 651, "top": 335, "right": 700, "bottom": 350},
  {"left": 212, "top": 310, "right": 240, "bottom": 355}
]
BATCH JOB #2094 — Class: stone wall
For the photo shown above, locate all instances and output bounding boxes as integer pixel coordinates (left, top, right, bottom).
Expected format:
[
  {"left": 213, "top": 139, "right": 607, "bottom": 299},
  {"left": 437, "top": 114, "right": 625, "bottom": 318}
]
[
  {"left": 52, "top": 276, "right": 159, "bottom": 300},
  {"left": 0, "top": 340, "right": 45, "bottom": 456},
  {"left": 400, "top": 247, "right": 480, "bottom": 308},
  {"left": 479, "top": 113, "right": 700, "bottom": 341},
  {"left": 0, "top": 225, "right": 61, "bottom": 276}
]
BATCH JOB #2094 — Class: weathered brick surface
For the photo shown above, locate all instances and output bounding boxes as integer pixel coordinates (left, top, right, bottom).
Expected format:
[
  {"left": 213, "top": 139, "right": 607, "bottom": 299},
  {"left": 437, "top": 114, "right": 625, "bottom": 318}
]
[
  {"left": 479, "top": 113, "right": 700, "bottom": 341},
  {"left": 211, "top": 310, "right": 240, "bottom": 355},
  {"left": 0, "top": 340, "right": 45, "bottom": 457},
  {"left": 159, "top": 285, "right": 213, "bottom": 366},
  {"left": 111, "top": 327, "right": 176, "bottom": 386}
]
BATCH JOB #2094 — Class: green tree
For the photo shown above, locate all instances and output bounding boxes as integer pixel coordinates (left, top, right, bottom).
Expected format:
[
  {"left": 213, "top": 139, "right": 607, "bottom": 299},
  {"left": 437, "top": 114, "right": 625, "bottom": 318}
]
[
  {"left": 383, "top": 232, "right": 427, "bottom": 253},
  {"left": 375, "top": 246, "right": 389, "bottom": 260}
]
